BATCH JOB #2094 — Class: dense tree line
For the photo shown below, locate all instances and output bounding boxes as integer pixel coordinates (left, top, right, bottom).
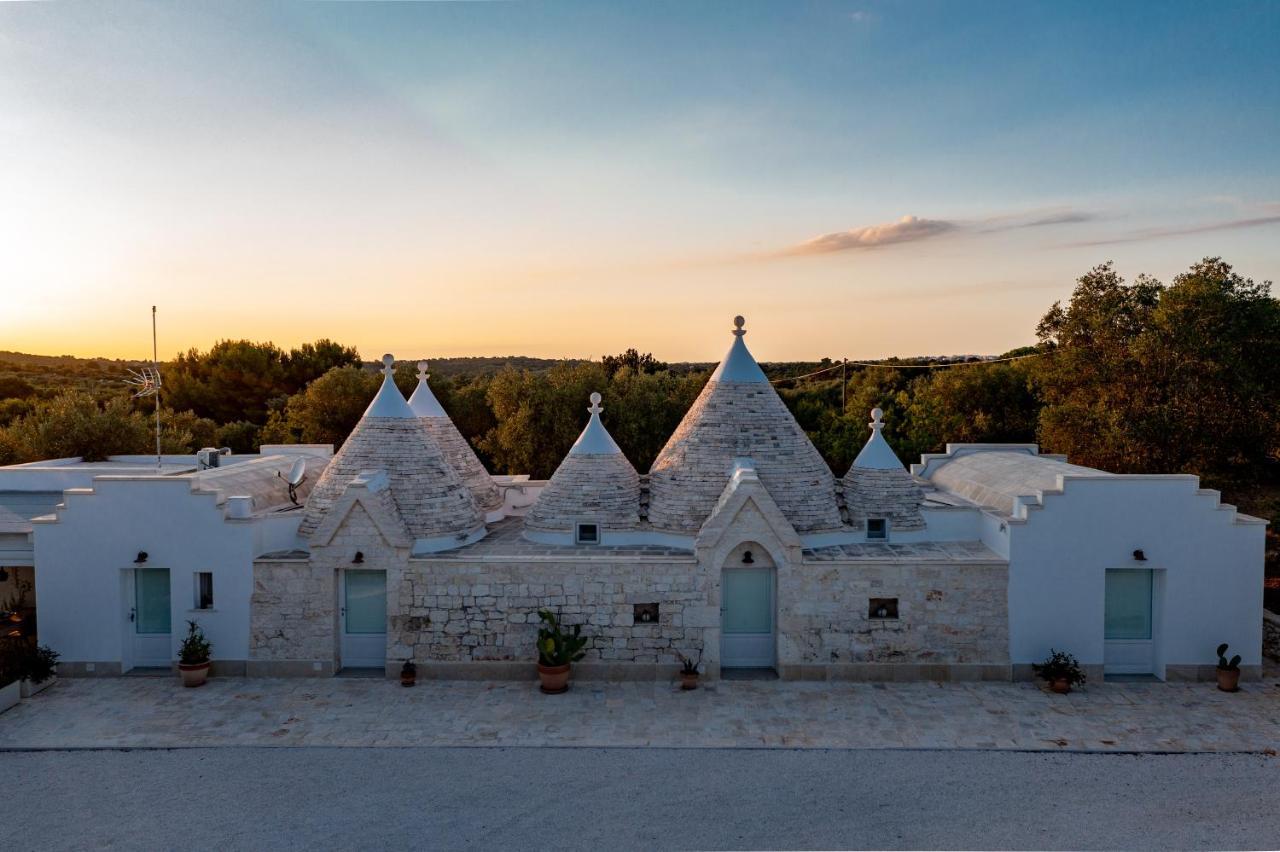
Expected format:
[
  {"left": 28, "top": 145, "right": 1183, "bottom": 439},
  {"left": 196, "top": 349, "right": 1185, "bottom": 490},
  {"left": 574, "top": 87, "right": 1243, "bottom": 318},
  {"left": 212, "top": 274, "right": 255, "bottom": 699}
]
[{"left": 1, "top": 258, "right": 1276, "bottom": 493}]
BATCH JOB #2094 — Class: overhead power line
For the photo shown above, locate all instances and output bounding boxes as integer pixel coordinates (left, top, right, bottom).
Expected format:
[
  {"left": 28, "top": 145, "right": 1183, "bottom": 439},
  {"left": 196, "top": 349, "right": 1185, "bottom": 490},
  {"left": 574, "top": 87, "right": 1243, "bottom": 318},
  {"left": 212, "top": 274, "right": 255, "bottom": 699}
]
[{"left": 768, "top": 351, "right": 1044, "bottom": 384}]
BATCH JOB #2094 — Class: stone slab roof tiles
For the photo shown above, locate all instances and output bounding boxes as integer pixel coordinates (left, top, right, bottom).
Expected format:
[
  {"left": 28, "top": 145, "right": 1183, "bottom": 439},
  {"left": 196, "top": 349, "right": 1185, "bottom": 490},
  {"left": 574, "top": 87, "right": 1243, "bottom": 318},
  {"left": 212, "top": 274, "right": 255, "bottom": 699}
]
[
  {"left": 525, "top": 393, "right": 640, "bottom": 532},
  {"left": 843, "top": 408, "right": 925, "bottom": 531},
  {"left": 299, "top": 355, "right": 483, "bottom": 542},
  {"left": 408, "top": 362, "right": 503, "bottom": 512},
  {"left": 647, "top": 317, "right": 842, "bottom": 534}
]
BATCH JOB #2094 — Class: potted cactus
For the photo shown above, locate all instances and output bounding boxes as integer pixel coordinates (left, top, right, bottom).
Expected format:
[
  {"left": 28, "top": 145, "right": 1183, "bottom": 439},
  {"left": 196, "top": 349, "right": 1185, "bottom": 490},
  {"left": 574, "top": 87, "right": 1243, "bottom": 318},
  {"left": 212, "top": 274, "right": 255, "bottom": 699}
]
[
  {"left": 677, "top": 649, "right": 702, "bottom": 690},
  {"left": 1215, "top": 643, "right": 1241, "bottom": 692},
  {"left": 1032, "top": 649, "right": 1086, "bottom": 694},
  {"left": 535, "top": 609, "right": 587, "bottom": 694},
  {"left": 177, "top": 620, "right": 212, "bottom": 687}
]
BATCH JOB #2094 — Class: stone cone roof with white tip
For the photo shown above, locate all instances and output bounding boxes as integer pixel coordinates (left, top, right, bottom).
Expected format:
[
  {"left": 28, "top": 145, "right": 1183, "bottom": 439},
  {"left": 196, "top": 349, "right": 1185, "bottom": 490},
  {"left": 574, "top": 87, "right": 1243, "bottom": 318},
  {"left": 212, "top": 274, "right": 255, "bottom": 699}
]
[
  {"left": 525, "top": 392, "right": 640, "bottom": 532},
  {"left": 408, "top": 362, "right": 503, "bottom": 513},
  {"left": 299, "top": 355, "right": 484, "bottom": 542},
  {"left": 647, "top": 317, "right": 842, "bottom": 534},
  {"left": 842, "top": 407, "right": 925, "bottom": 531}
]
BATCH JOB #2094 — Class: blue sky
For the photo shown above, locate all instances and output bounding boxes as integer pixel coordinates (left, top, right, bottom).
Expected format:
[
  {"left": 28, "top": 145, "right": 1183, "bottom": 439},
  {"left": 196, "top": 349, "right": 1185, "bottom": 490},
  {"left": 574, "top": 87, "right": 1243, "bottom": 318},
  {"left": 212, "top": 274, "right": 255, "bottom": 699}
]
[{"left": 2, "top": 1, "right": 1277, "bottom": 360}]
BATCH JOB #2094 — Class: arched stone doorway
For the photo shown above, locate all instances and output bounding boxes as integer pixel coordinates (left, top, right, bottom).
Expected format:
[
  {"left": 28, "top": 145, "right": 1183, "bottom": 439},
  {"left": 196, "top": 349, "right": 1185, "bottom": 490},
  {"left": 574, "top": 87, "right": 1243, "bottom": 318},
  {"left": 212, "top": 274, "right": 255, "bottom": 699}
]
[{"left": 720, "top": 542, "right": 776, "bottom": 669}]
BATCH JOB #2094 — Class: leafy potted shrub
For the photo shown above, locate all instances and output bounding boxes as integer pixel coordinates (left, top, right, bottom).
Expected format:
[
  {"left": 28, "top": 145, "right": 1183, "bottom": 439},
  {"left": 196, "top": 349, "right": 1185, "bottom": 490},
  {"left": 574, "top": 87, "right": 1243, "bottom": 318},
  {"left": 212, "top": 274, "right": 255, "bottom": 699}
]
[
  {"left": 19, "top": 643, "right": 59, "bottom": 698},
  {"left": 177, "top": 620, "right": 212, "bottom": 688},
  {"left": 677, "top": 650, "right": 702, "bottom": 690},
  {"left": 1032, "top": 649, "right": 1086, "bottom": 694},
  {"left": 1215, "top": 643, "right": 1242, "bottom": 692},
  {"left": 400, "top": 659, "right": 417, "bottom": 688},
  {"left": 535, "top": 608, "right": 587, "bottom": 694}
]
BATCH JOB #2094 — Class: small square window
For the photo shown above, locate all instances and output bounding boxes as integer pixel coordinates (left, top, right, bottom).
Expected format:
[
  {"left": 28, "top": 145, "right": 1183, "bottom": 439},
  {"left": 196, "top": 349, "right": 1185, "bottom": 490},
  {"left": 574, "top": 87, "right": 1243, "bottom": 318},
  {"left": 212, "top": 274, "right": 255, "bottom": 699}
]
[
  {"left": 194, "top": 572, "right": 214, "bottom": 610},
  {"left": 869, "top": 597, "right": 898, "bottom": 619},
  {"left": 575, "top": 523, "right": 599, "bottom": 545},
  {"left": 866, "top": 518, "right": 888, "bottom": 540}
]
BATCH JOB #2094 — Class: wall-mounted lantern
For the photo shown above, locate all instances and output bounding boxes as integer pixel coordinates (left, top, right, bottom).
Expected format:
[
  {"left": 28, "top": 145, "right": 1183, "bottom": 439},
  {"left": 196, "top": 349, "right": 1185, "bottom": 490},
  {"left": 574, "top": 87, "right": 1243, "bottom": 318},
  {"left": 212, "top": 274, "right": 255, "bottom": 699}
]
[
  {"left": 741, "top": 550, "right": 754, "bottom": 564},
  {"left": 133, "top": 551, "right": 148, "bottom": 564},
  {"left": 1133, "top": 549, "right": 1146, "bottom": 562},
  {"left": 352, "top": 551, "right": 364, "bottom": 565}
]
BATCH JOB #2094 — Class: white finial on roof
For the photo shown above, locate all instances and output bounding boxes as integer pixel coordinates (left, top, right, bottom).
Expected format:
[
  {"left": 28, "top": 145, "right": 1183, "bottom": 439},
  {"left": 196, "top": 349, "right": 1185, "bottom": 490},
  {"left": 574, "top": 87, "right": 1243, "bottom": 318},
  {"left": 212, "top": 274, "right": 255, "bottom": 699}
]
[
  {"left": 710, "top": 315, "right": 767, "bottom": 383},
  {"left": 569, "top": 391, "right": 622, "bottom": 455},
  {"left": 407, "top": 358, "right": 447, "bottom": 418},
  {"left": 364, "top": 353, "right": 416, "bottom": 418},
  {"left": 852, "top": 405, "right": 903, "bottom": 469}
]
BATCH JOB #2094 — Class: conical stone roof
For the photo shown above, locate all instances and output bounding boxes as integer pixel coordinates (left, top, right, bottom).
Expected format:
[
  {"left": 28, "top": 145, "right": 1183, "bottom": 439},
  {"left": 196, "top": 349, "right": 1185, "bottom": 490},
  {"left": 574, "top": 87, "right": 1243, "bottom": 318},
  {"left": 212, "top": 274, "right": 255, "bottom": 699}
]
[
  {"left": 299, "top": 355, "right": 484, "bottom": 544},
  {"left": 842, "top": 407, "right": 925, "bottom": 531},
  {"left": 408, "top": 362, "right": 503, "bottom": 513},
  {"left": 647, "top": 317, "right": 842, "bottom": 534},
  {"left": 525, "top": 392, "right": 640, "bottom": 533}
]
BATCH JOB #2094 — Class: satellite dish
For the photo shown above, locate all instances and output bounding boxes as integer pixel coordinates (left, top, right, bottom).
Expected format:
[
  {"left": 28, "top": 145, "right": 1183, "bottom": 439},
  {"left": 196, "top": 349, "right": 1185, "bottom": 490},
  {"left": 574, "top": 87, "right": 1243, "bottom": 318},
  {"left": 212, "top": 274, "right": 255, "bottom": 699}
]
[{"left": 277, "top": 457, "right": 308, "bottom": 508}]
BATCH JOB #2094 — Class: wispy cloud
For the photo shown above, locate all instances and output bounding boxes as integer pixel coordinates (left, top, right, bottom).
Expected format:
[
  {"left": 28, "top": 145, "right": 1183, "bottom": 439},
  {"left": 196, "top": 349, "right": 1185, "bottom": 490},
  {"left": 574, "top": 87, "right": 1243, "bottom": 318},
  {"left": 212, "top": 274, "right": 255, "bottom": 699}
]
[
  {"left": 779, "top": 208, "right": 1094, "bottom": 257},
  {"left": 1062, "top": 214, "right": 1280, "bottom": 248},
  {"left": 783, "top": 215, "right": 958, "bottom": 256},
  {"left": 848, "top": 10, "right": 878, "bottom": 24}
]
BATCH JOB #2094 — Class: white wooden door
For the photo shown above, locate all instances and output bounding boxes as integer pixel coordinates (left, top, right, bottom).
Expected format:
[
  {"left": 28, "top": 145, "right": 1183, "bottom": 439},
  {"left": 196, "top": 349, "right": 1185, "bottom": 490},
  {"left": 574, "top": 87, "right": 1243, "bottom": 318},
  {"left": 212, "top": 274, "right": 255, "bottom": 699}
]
[
  {"left": 721, "top": 566, "right": 775, "bottom": 668},
  {"left": 131, "top": 568, "right": 172, "bottom": 668},
  {"left": 341, "top": 570, "right": 387, "bottom": 669}
]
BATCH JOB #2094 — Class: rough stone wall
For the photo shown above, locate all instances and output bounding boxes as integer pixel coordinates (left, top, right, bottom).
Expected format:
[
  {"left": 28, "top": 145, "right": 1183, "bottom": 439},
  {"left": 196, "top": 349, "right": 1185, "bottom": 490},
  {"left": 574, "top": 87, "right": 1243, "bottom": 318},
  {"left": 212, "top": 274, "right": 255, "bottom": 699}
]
[
  {"left": 299, "top": 417, "right": 482, "bottom": 540},
  {"left": 524, "top": 453, "right": 641, "bottom": 532},
  {"left": 251, "top": 558, "right": 335, "bottom": 663},
  {"left": 843, "top": 467, "right": 927, "bottom": 531},
  {"left": 390, "top": 554, "right": 1007, "bottom": 671},
  {"left": 393, "top": 558, "right": 707, "bottom": 664},
  {"left": 253, "top": 503, "right": 411, "bottom": 668},
  {"left": 648, "top": 380, "right": 842, "bottom": 534},
  {"left": 779, "top": 560, "right": 1009, "bottom": 665},
  {"left": 1264, "top": 609, "right": 1280, "bottom": 662},
  {"left": 422, "top": 417, "right": 503, "bottom": 512}
]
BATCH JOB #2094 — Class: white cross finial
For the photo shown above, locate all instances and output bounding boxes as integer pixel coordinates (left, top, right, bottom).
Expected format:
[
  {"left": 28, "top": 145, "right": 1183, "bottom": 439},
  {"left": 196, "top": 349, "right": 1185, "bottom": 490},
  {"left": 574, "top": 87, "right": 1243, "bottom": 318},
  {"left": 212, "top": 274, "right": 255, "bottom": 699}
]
[
  {"left": 732, "top": 315, "right": 746, "bottom": 337},
  {"left": 588, "top": 391, "right": 603, "bottom": 415},
  {"left": 870, "top": 407, "right": 885, "bottom": 432},
  {"left": 417, "top": 361, "right": 429, "bottom": 381},
  {"left": 381, "top": 353, "right": 395, "bottom": 378}
]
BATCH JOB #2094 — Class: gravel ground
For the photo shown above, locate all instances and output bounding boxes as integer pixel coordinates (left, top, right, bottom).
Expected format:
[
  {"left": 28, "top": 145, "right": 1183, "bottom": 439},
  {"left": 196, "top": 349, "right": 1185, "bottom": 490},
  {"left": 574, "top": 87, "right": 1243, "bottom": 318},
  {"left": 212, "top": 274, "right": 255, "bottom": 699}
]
[{"left": 2, "top": 747, "right": 1277, "bottom": 850}]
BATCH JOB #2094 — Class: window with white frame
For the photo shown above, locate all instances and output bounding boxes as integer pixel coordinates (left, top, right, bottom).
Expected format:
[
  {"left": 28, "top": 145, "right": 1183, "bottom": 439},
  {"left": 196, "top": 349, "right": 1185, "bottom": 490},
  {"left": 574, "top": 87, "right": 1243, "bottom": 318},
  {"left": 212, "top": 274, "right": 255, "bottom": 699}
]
[{"left": 194, "top": 572, "right": 214, "bottom": 610}]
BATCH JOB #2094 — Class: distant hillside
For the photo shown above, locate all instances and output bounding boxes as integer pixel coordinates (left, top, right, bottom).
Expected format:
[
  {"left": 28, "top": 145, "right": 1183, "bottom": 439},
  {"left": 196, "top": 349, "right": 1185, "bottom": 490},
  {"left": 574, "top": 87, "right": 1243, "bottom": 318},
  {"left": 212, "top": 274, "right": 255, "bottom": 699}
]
[{"left": 0, "top": 350, "right": 148, "bottom": 397}]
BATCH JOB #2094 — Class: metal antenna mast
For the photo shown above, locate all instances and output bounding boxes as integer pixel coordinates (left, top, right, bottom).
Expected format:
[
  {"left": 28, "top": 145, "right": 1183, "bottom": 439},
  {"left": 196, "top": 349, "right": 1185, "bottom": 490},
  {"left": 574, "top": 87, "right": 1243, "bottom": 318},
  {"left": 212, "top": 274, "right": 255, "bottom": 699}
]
[{"left": 125, "top": 306, "right": 163, "bottom": 474}]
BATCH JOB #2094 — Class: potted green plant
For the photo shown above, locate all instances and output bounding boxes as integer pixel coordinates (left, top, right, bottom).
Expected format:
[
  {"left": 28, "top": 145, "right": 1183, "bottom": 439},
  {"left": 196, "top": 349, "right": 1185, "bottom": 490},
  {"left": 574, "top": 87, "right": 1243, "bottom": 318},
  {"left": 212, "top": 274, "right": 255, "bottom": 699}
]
[
  {"left": 177, "top": 620, "right": 212, "bottom": 687},
  {"left": 1032, "top": 648, "right": 1086, "bottom": 694},
  {"left": 1215, "top": 643, "right": 1242, "bottom": 692},
  {"left": 677, "top": 649, "right": 702, "bottom": 690},
  {"left": 400, "top": 659, "right": 417, "bottom": 687},
  {"left": 19, "top": 643, "right": 59, "bottom": 698},
  {"left": 535, "top": 608, "right": 587, "bottom": 694}
]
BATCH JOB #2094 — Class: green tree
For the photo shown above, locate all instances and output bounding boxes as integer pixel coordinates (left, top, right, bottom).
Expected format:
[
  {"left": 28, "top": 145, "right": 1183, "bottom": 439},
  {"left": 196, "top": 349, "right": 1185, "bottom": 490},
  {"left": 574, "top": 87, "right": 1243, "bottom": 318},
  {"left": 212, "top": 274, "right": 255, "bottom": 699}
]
[
  {"left": 0, "top": 392, "right": 151, "bottom": 462},
  {"left": 903, "top": 361, "right": 1039, "bottom": 458},
  {"left": 1034, "top": 258, "right": 1280, "bottom": 475},
  {"left": 481, "top": 362, "right": 609, "bottom": 478},
  {"left": 273, "top": 365, "right": 380, "bottom": 449},
  {"left": 164, "top": 340, "right": 290, "bottom": 425}
]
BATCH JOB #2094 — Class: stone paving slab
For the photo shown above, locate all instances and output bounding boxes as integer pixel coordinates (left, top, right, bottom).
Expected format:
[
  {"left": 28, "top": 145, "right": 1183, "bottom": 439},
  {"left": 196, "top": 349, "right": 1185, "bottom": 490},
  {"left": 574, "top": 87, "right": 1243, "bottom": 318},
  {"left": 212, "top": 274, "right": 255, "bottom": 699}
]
[{"left": 2, "top": 674, "right": 1279, "bottom": 753}]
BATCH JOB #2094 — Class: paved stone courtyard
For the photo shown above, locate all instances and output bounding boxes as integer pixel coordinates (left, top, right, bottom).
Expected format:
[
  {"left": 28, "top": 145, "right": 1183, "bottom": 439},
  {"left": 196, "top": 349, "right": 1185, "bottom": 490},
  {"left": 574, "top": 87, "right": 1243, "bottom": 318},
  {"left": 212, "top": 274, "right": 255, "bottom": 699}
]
[{"left": 3, "top": 672, "right": 1280, "bottom": 752}]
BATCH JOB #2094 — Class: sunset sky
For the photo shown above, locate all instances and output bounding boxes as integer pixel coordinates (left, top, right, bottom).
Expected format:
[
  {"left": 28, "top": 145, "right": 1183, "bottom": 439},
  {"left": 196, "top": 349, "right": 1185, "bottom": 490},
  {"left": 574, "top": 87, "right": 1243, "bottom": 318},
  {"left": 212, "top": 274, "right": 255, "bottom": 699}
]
[{"left": 2, "top": 1, "right": 1278, "bottom": 363}]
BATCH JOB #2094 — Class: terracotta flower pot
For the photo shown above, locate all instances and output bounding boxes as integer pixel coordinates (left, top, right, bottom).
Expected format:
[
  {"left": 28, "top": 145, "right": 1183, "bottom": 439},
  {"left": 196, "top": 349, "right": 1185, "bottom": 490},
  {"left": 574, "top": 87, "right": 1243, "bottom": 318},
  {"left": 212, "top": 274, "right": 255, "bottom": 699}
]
[
  {"left": 178, "top": 661, "right": 210, "bottom": 688},
  {"left": 1216, "top": 668, "right": 1241, "bottom": 693},
  {"left": 401, "top": 673, "right": 416, "bottom": 688},
  {"left": 537, "top": 663, "right": 571, "bottom": 694},
  {"left": 1050, "top": 677, "right": 1071, "bottom": 694},
  {"left": 680, "top": 672, "right": 699, "bottom": 691}
]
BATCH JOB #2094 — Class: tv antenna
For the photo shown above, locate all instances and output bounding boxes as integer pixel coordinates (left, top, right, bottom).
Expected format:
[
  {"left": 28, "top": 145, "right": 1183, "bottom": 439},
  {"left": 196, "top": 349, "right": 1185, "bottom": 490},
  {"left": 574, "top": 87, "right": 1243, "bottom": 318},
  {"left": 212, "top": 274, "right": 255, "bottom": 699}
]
[
  {"left": 124, "top": 306, "right": 162, "bottom": 473},
  {"left": 276, "top": 456, "right": 308, "bottom": 509}
]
